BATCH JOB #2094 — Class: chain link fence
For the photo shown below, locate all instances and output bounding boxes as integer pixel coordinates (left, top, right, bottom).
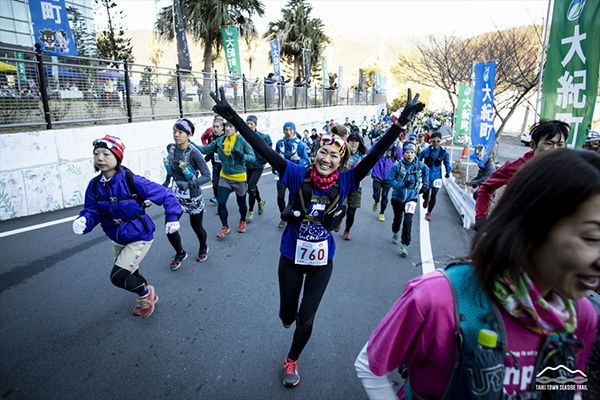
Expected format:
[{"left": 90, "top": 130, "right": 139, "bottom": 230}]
[{"left": 0, "top": 46, "right": 387, "bottom": 132}]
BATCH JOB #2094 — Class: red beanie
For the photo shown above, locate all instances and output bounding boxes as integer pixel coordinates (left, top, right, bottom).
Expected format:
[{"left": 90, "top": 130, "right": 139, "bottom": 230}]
[{"left": 93, "top": 135, "right": 125, "bottom": 162}]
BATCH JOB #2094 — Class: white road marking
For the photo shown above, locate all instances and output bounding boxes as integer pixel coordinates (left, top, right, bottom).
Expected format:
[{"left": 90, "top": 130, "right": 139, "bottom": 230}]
[{"left": 419, "top": 194, "right": 435, "bottom": 275}]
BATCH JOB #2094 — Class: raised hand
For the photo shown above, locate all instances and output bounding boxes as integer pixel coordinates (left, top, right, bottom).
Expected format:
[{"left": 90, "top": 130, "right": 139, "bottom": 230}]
[
  {"left": 210, "top": 87, "right": 237, "bottom": 121},
  {"left": 397, "top": 89, "right": 425, "bottom": 127}
]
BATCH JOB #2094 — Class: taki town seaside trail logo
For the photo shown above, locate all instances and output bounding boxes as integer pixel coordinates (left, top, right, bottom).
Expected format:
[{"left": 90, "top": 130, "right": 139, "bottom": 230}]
[{"left": 535, "top": 365, "right": 588, "bottom": 392}]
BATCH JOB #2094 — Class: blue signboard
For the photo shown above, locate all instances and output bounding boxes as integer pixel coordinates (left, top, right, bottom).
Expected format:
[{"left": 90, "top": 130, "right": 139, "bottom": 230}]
[
  {"left": 470, "top": 62, "right": 496, "bottom": 167},
  {"left": 29, "top": 0, "right": 78, "bottom": 56},
  {"left": 270, "top": 40, "right": 281, "bottom": 78}
]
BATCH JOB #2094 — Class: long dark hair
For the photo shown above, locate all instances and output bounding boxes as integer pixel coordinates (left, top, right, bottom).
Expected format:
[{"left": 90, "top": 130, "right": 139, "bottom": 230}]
[{"left": 471, "top": 149, "right": 600, "bottom": 296}]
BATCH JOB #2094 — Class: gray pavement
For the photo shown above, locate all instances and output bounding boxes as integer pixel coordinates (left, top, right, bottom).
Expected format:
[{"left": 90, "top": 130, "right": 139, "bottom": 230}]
[{"left": 0, "top": 167, "right": 472, "bottom": 400}]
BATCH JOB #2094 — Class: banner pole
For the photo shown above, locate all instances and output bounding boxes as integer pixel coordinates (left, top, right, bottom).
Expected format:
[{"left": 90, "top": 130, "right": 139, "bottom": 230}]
[{"left": 533, "top": 0, "right": 553, "bottom": 124}]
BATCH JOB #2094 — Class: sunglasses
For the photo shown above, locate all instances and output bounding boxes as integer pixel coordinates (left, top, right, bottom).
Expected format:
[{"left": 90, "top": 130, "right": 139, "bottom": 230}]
[
  {"left": 93, "top": 138, "right": 118, "bottom": 150},
  {"left": 432, "top": 139, "right": 442, "bottom": 143},
  {"left": 319, "top": 133, "right": 347, "bottom": 157}
]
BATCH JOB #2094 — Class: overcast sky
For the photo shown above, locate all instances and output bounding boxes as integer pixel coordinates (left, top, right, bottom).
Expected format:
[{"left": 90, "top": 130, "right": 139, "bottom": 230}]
[{"left": 116, "top": 0, "right": 551, "bottom": 38}]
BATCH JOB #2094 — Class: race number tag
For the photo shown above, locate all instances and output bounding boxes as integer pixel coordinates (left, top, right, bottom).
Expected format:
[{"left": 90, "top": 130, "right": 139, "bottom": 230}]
[
  {"left": 172, "top": 183, "right": 190, "bottom": 199},
  {"left": 405, "top": 201, "right": 417, "bottom": 214},
  {"left": 295, "top": 239, "right": 328, "bottom": 266},
  {"left": 433, "top": 179, "right": 443, "bottom": 188}
]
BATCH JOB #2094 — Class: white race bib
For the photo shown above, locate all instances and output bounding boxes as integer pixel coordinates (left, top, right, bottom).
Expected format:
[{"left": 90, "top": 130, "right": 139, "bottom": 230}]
[
  {"left": 172, "top": 182, "right": 190, "bottom": 199},
  {"left": 295, "top": 239, "right": 328, "bottom": 266},
  {"left": 433, "top": 179, "right": 443, "bottom": 188},
  {"left": 405, "top": 201, "right": 417, "bottom": 214}
]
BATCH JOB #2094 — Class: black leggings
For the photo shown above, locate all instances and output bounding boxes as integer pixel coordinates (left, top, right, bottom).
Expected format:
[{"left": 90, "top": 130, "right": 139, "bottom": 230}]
[
  {"left": 217, "top": 185, "right": 247, "bottom": 227},
  {"left": 276, "top": 182, "right": 289, "bottom": 213},
  {"left": 246, "top": 168, "right": 264, "bottom": 211},
  {"left": 110, "top": 265, "right": 147, "bottom": 295},
  {"left": 345, "top": 206, "right": 357, "bottom": 232},
  {"left": 212, "top": 163, "right": 222, "bottom": 200},
  {"left": 372, "top": 178, "right": 391, "bottom": 213},
  {"left": 391, "top": 199, "right": 415, "bottom": 246},
  {"left": 166, "top": 212, "right": 207, "bottom": 254},
  {"left": 423, "top": 186, "right": 440, "bottom": 213},
  {"left": 278, "top": 255, "right": 334, "bottom": 361}
]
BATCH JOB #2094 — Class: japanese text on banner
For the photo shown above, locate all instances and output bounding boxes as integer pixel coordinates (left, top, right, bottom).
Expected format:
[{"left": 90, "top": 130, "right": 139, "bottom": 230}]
[{"left": 470, "top": 62, "right": 497, "bottom": 168}]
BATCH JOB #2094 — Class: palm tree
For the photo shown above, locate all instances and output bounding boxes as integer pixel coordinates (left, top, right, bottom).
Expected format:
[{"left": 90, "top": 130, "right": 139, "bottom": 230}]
[
  {"left": 154, "top": 0, "right": 264, "bottom": 105},
  {"left": 264, "top": 0, "right": 329, "bottom": 80}
]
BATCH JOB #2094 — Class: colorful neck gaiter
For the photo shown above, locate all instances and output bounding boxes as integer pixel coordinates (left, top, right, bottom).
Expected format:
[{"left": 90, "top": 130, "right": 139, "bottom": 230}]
[
  {"left": 492, "top": 268, "right": 577, "bottom": 335},
  {"left": 310, "top": 166, "right": 339, "bottom": 190}
]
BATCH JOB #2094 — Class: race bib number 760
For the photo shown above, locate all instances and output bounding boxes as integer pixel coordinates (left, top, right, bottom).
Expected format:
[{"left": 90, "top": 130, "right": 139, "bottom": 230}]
[{"left": 295, "top": 239, "right": 328, "bottom": 266}]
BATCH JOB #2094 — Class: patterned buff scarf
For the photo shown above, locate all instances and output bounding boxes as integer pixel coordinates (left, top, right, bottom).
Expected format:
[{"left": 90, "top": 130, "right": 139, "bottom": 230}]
[
  {"left": 492, "top": 268, "right": 577, "bottom": 335},
  {"left": 310, "top": 166, "right": 339, "bottom": 190}
]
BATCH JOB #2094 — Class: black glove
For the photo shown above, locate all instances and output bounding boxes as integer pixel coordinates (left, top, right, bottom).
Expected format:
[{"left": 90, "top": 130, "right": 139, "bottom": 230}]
[
  {"left": 188, "top": 178, "right": 200, "bottom": 189},
  {"left": 232, "top": 150, "right": 244, "bottom": 161},
  {"left": 398, "top": 89, "right": 425, "bottom": 127},
  {"left": 204, "top": 154, "right": 213, "bottom": 163},
  {"left": 445, "top": 172, "right": 450, "bottom": 178},
  {"left": 210, "top": 87, "right": 237, "bottom": 121}
]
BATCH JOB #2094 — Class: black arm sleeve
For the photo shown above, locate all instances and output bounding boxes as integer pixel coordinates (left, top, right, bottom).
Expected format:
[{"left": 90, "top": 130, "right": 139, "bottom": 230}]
[
  {"left": 227, "top": 113, "right": 287, "bottom": 175},
  {"left": 352, "top": 124, "right": 403, "bottom": 185}
]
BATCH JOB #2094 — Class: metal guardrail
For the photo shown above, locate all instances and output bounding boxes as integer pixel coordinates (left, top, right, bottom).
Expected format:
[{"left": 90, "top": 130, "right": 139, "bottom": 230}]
[
  {"left": 443, "top": 173, "right": 476, "bottom": 229},
  {"left": 0, "top": 45, "right": 386, "bottom": 131}
]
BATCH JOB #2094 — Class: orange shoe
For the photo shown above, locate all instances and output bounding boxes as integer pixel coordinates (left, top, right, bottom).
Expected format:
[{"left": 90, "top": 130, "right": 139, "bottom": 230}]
[
  {"left": 238, "top": 220, "right": 246, "bottom": 233},
  {"left": 133, "top": 291, "right": 158, "bottom": 316},
  {"left": 282, "top": 358, "right": 300, "bottom": 387},
  {"left": 425, "top": 213, "right": 431, "bottom": 221},
  {"left": 216, "top": 226, "right": 230, "bottom": 238},
  {"left": 137, "top": 285, "right": 157, "bottom": 319}
]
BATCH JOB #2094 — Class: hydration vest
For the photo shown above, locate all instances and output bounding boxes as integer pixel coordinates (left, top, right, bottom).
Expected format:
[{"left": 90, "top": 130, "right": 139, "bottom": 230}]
[
  {"left": 404, "top": 263, "right": 582, "bottom": 400},
  {"left": 280, "top": 170, "right": 343, "bottom": 231},
  {"left": 396, "top": 161, "right": 422, "bottom": 190},
  {"left": 91, "top": 167, "right": 149, "bottom": 231},
  {"left": 424, "top": 147, "right": 446, "bottom": 168}
]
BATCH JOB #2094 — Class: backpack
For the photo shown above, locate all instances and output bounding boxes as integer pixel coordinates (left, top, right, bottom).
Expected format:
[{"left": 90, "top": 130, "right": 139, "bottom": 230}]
[
  {"left": 280, "top": 169, "right": 344, "bottom": 231},
  {"left": 91, "top": 167, "right": 150, "bottom": 231},
  {"left": 404, "top": 263, "right": 582, "bottom": 400}
]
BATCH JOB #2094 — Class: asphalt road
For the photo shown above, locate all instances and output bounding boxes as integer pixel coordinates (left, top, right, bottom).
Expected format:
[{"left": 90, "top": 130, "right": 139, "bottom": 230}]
[{"left": 0, "top": 151, "right": 475, "bottom": 400}]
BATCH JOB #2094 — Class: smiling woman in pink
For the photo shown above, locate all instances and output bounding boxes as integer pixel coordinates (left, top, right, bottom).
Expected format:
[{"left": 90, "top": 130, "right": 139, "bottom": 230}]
[{"left": 356, "top": 148, "right": 600, "bottom": 399}]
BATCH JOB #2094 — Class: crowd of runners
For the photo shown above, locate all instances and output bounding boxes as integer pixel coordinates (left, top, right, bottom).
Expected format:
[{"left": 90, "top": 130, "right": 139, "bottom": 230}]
[{"left": 71, "top": 88, "right": 599, "bottom": 398}]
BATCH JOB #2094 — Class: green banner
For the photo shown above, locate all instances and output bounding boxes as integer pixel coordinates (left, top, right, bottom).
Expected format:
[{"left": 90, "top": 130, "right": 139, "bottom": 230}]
[
  {"left": 15, "top": 51, "right": 26, "bottom": 84},
  {"left": 540, "top": 0, "right": 600, "bottom": 148},
  {"left": 322, "top": 58, "right": 328, "bottom": 88},
  {"left": 221, "top": 26, "right": 242, "bottom": 81},
  {"left": 454, "top": 83, "right": 474, "bottom": 146}
]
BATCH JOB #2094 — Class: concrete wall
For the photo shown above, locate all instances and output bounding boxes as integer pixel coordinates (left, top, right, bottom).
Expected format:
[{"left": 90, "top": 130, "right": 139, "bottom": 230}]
[{"left": 0, "top": 104, "right": 383, "bottom": 220}]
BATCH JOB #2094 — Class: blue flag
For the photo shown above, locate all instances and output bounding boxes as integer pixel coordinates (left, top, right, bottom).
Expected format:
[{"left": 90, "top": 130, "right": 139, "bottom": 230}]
[
  {"left": 28, "top": 0, "right": 78, "bottom": 56},
  {"left": 270, "top": 40, "right": 281, "bottom": 78},
  {"left": 470, "top": 62, "right": 496, "bottom": 167}
]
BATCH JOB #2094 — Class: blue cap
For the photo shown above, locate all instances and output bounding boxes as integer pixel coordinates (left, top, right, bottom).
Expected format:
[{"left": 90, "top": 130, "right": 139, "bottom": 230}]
[
  {"left": 283, "top": 121, "right": 296, "bottom": 133},
  {"left": 408, "top": 134, "right": 417, "bottom": 140}
]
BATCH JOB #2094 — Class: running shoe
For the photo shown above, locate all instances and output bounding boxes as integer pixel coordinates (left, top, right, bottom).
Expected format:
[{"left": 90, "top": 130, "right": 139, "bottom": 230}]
[
  {"left": 137, "top": 285, "right": 157, "bottom": 319},
  {"left": 169, "top": 250, "right": 187, "bottom": 270},
  {"left": 425, "top": 213, "right": 431, "bottom": 222},
  {"left": 196, "top": 246, "right": 209, "bottom": 262},
  {"left": 258, "top": 199, "right": 266, "bottom": 215},
  {"left": 392, "top": 232, "right": 400, "bottom": 244},
  {"left": 282, "top": 358, "right": 300, "bottom": 387},
  {"left": 133, "top": 291, "right": 158, "bottom": 316},
  {"left": 216, "top": 226, "right": 230, "bottom": 238},
  {"left": 378, "top": 213, "right": 385, "bottom": 222},
  {"left": 238, "top": 220, "right": 246, "bottom": 233},
  {"left": 399, "top": 244, "right": 408, "bottom": 257},
  {"left": 210, "top": 197, "right": 217, "bottom": 204},
  {"left": 246, "top": 211, "right": 254, "bottom": 223},
  {"left": 422, "top": 199, "right": 429, "bottom": 209},
  {"left": 278, "top": 220, "right": 286, "bottom": 230},
  {"left": 372, "top": 202, "right": 379, "bottom": 212},
  {"left": 342, "top": 231, "right": 351, "bottom": 240}
]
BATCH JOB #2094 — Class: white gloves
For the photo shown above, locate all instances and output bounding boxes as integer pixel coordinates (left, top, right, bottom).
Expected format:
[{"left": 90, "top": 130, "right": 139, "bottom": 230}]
[
  {"left": 165, "top": 221, "right": 180, "bottom": 235},
  {"left": 72, "top": 216, "right": 86, "bottom": 235}
]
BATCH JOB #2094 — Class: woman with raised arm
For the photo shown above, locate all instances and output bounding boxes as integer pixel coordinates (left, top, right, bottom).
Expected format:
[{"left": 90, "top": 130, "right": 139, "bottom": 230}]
[{"left": 210, "top": 88, "right": 424, "bottom": 388}]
